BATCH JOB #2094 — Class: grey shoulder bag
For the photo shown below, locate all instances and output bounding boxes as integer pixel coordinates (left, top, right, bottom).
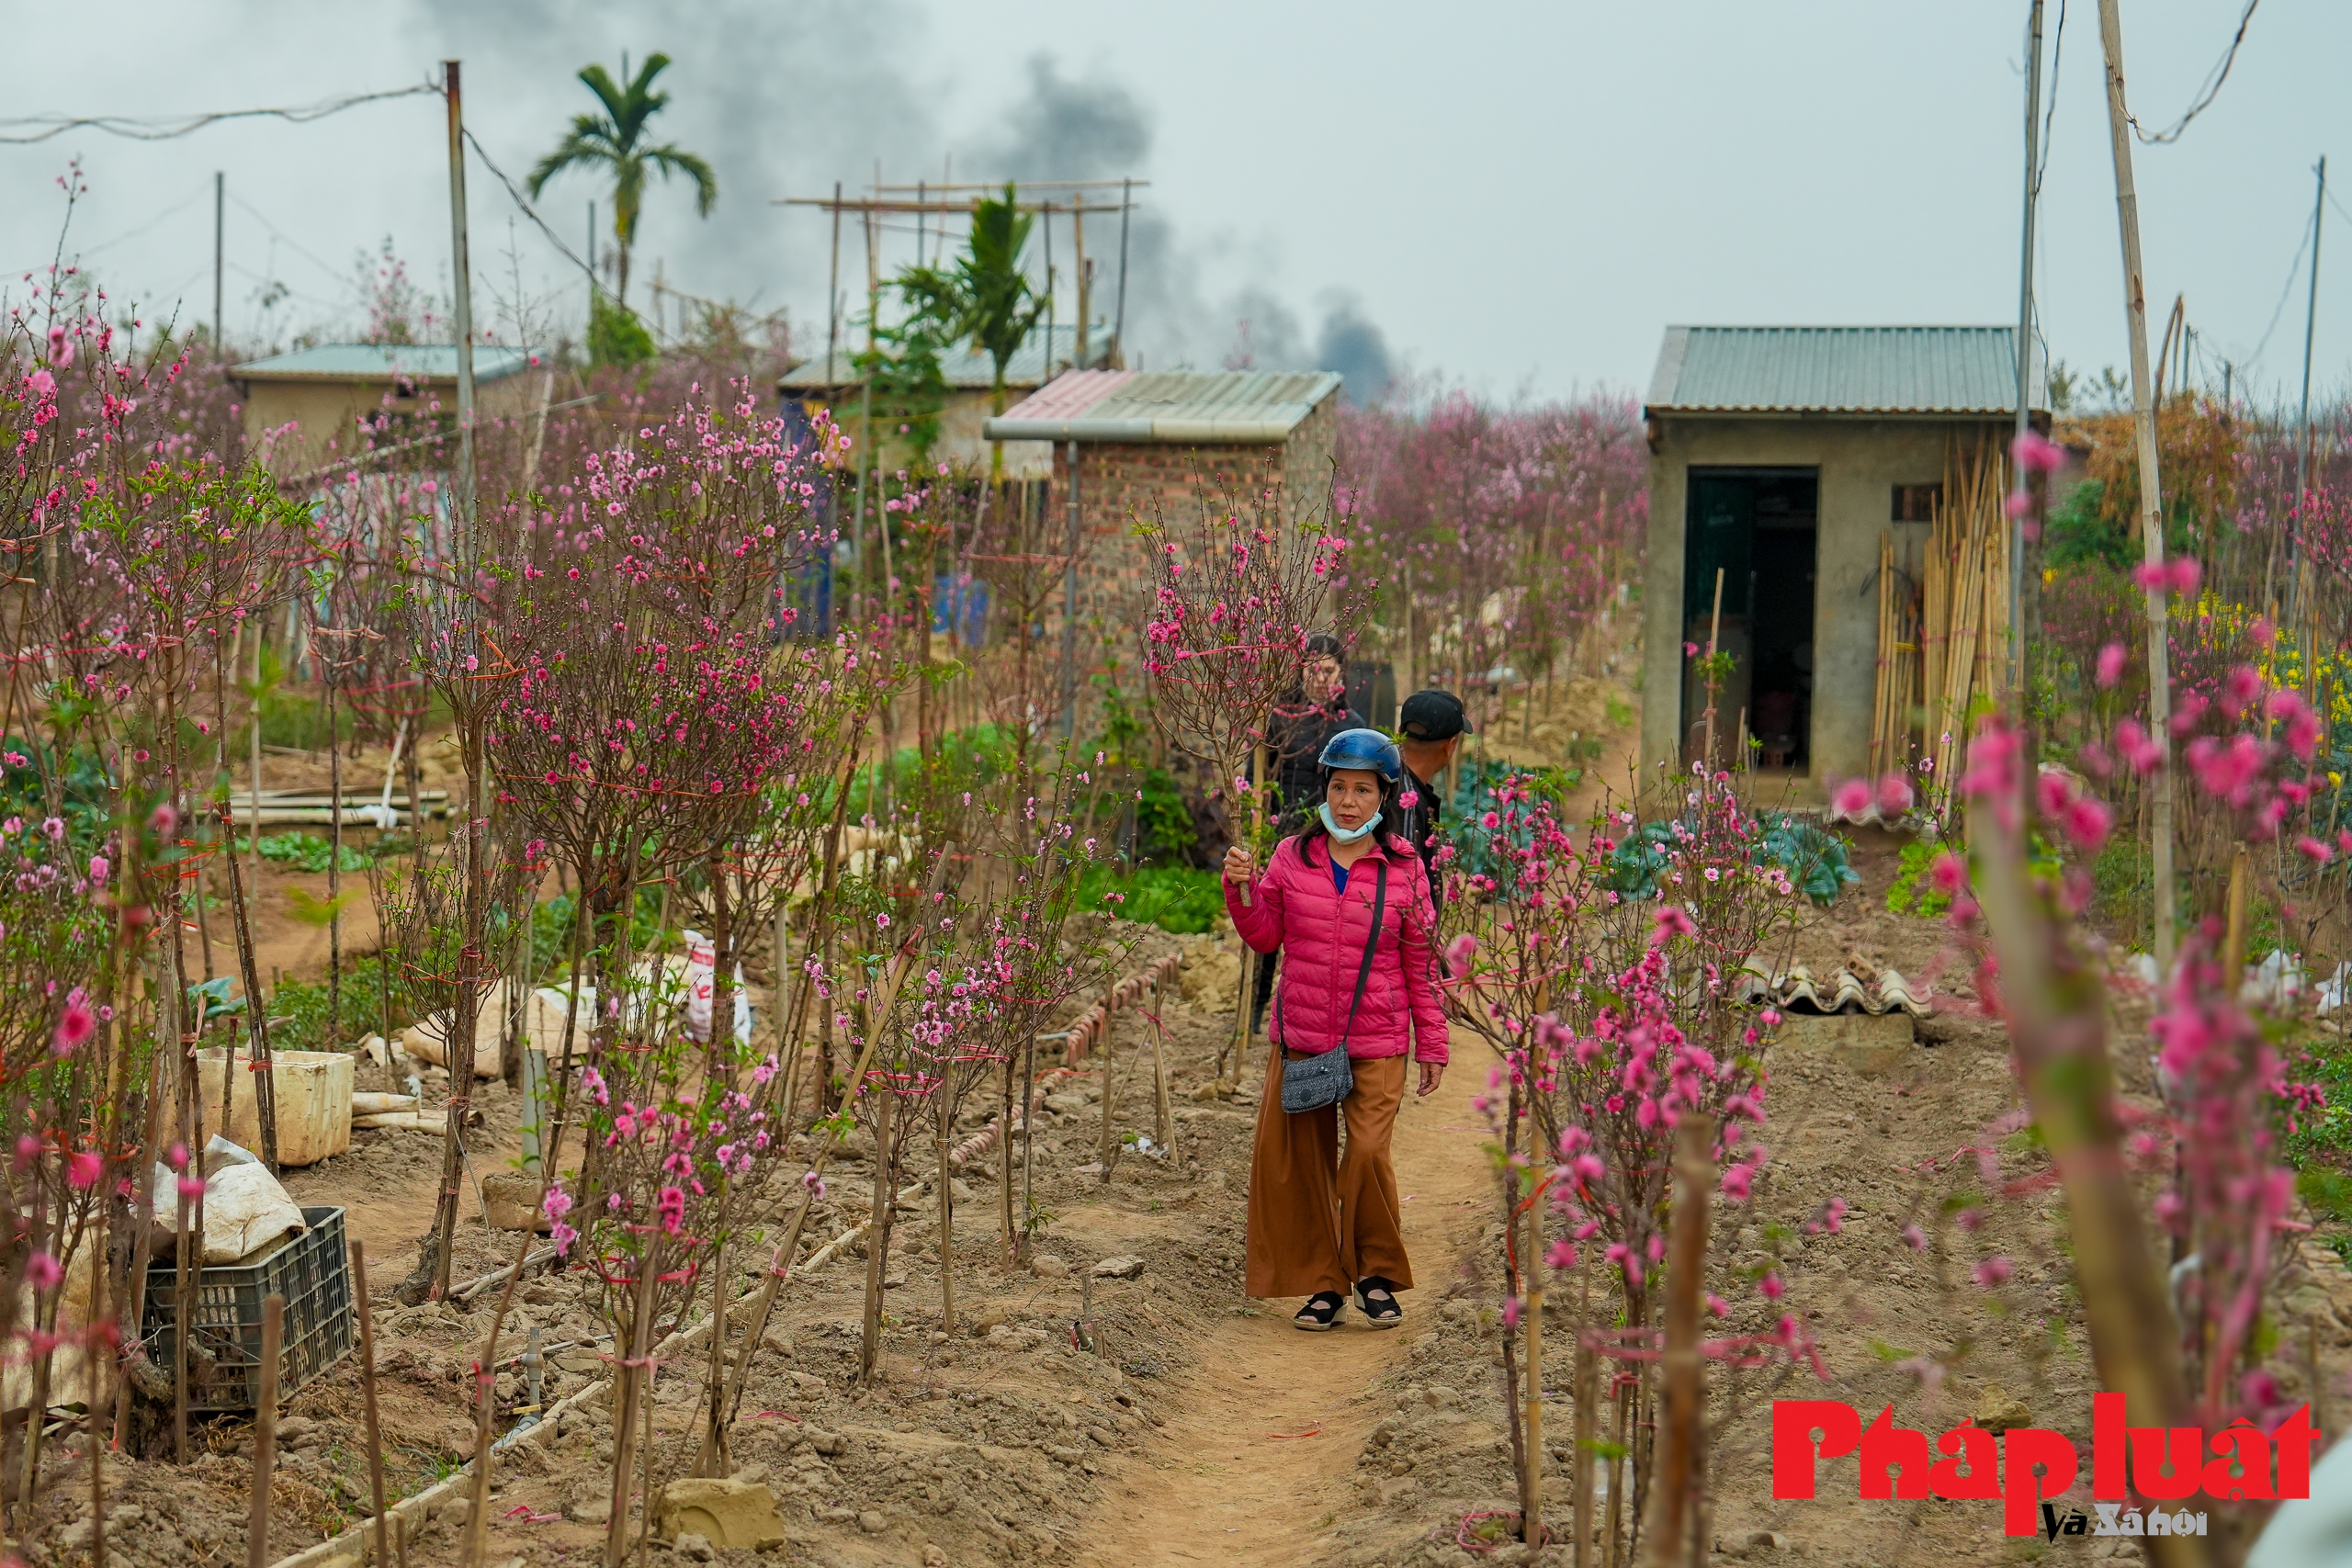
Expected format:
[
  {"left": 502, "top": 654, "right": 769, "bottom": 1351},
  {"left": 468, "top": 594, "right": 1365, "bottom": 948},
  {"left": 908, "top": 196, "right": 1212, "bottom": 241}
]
[{"left": 1275, "top": 856, "right": 1388, "bottom": 1115}]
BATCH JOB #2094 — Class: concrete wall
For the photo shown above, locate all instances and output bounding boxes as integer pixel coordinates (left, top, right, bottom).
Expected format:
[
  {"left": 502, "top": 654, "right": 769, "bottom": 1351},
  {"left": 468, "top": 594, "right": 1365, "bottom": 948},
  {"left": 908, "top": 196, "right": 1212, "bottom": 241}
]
[
  {"left": 1638, "top": 413, "right": 2007, "bottom": 786},
  {"left": 1038, "top": 389, "right": 1340, "bottom": 725},
  {"left": 240, "top": 375, "right": 537, "bottom": 477}
]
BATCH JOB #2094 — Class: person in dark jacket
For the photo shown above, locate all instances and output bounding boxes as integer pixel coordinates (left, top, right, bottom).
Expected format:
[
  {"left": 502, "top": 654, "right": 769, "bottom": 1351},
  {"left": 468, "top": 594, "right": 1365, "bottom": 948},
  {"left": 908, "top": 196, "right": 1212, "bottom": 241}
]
[
  {"left": 1395, "top": 689, "right": 1470, "bottom": 910},
  {"left": 1252, "top": 635, "right": 1362, "bottom": 1035}
]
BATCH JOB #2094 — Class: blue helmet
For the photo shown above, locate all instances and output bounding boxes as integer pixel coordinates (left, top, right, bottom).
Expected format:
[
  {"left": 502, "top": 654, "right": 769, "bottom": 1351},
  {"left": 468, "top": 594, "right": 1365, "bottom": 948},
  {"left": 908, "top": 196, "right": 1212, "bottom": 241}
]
[{"left": 1317, "top": 728, "right": 1402, "bottom": 784}]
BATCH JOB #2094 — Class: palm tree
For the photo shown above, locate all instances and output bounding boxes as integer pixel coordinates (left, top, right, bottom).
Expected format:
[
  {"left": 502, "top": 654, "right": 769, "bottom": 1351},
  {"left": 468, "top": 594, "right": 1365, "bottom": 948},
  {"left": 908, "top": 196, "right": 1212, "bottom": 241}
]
[
  {"left": 899, "top": 184, "right": 1049, "bottom": 417},
  {"left": 527, "top": 53, "right": 716, "bottom": 310}
]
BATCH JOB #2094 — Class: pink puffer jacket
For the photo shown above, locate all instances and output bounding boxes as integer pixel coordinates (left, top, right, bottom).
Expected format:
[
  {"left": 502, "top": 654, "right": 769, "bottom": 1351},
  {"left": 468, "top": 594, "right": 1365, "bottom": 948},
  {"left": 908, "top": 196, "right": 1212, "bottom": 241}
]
[{"left": 1225, "top": 830, "right": 1448, "bottom": 1065}]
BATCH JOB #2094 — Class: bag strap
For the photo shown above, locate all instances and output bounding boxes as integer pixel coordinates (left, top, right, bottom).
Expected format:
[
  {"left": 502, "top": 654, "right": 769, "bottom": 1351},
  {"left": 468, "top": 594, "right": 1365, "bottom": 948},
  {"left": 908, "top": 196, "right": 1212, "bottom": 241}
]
[{"left": 1333, "top": 858, "right": 1388, "bottom": 1057}]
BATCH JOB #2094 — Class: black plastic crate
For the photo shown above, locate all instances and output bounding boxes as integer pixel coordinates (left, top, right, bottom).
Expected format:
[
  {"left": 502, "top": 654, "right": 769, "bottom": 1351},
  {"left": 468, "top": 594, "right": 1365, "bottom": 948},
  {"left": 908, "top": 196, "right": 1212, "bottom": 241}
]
[{"left": 144, "top": 1205, "right": 354, "bottom": 1412}]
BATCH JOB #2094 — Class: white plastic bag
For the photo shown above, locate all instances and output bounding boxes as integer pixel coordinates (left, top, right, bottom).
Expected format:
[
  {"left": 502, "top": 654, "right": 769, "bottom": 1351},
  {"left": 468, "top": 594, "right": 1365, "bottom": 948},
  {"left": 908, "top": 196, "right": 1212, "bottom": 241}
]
[{"left": 680, "top": 931, "right": 751, "bottom": 1045}]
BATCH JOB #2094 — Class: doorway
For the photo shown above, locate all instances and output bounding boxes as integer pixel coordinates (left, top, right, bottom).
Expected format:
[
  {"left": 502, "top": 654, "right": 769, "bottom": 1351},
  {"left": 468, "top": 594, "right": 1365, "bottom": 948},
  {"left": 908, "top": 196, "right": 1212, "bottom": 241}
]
[{"left": 1681, "top": 468, "right": 1818, "bottom": 772}]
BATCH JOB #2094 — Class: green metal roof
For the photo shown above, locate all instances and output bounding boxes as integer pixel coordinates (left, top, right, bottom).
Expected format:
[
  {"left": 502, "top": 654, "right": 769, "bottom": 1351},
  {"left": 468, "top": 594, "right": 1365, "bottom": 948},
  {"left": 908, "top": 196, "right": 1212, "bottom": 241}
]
[
  {"left": 1645, "top": 326, "right": 2041, "bottom": 415},
  {"left": 232, "top": 344, "right": 537, "bottom": 383},
  {"left": 983, "top": 369, "right": 1342, "bottom": 444}
]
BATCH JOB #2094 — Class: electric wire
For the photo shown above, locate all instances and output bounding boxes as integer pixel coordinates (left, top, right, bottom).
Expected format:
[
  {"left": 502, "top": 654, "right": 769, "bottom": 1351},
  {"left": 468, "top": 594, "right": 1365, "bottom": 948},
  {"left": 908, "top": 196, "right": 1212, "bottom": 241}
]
[
  {"left": 228, "top": 192, "right": 371, "bottom": 302},
  {"left": 0, "top": 83, "right": 439, "bottom": 144},
  {"left": 2237, "top": 206, "right": 2315, "bottom": 373},
  {"left": 2126, "top": 0, "right": 2260, "bottom": 145}
]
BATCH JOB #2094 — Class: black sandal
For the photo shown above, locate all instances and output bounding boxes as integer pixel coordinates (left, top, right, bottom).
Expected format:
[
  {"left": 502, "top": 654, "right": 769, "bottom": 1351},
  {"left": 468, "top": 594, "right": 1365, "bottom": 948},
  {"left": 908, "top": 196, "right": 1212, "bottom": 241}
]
[
  {"left": 1293, "top": 1292, "right": 1346, "bottom": 1331},
  {"left": 1354, "top": 1277, "right": 1405, "bottom": 1326}
]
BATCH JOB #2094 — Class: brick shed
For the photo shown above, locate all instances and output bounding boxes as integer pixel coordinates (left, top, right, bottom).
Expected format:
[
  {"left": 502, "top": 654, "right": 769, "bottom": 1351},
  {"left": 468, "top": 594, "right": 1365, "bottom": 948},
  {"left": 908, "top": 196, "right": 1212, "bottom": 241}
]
[{"left": 982, "top": 367, "right": 1342, "bottom": 652}]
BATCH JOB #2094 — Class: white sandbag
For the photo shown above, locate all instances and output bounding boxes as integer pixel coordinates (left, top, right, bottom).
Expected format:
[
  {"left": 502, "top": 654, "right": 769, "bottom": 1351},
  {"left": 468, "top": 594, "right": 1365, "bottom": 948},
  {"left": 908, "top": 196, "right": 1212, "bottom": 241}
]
[
  {"left": 152, "top": 1159, "right": 307, "bottom": 1265},
  {"left": 401, "top": 1006, "right": 503, "bottom": 1078},
  {"left": 354, "top": 1111, "right": 439, "bottom": 1131},
  {"left": 351, "top": 1091, "right": 419, "bottom": 1115}
]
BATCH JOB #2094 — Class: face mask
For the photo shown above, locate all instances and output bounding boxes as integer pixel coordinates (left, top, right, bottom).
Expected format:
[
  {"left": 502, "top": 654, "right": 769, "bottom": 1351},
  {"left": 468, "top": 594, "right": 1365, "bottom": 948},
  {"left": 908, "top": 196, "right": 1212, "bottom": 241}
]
[{"left": 1318, "top": 802, "right": 1379, "bottom": 843}]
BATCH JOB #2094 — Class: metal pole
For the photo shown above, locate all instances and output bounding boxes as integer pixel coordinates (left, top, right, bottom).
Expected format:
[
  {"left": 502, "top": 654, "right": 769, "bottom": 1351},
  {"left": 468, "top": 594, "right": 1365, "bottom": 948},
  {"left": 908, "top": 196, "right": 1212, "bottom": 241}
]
[
  {"left": 1073, "top": 206, "right": 1089, "bottom": 369},
  {"left": 213, "top": 172, "right": 224, "bottom": 353},
  {"left": 2012, "top": 0, "right": 2045, "bottom": 703},
  {"left": 2293, "top": 156, "right": 2326, "bottom": 624},
  {"left": 1060, "top": 440, "right": 1080, "bottom": 735},
  {"left": 825, "top": 181, "right": 842, "bottom": 376},
  {"left": 1114, "top": 177, "right": 1132, "bottom": 365},
  {"left": 444, "top": 60, "right": 478, "bottom": 573},
  {"left": 2098, "top": 0, "right": 2178, "bottom": 980},
  {"left": 852, "top": 205, "right": 875, "bottom": 621}
]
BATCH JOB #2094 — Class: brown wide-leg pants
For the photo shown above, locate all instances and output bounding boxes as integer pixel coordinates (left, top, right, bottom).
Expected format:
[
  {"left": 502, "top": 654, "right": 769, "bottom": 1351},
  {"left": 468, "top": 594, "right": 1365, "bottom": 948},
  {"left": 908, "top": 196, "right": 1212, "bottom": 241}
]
[{"left": 1245, "top": 1049, "right": 1414, "bottom": 1299}]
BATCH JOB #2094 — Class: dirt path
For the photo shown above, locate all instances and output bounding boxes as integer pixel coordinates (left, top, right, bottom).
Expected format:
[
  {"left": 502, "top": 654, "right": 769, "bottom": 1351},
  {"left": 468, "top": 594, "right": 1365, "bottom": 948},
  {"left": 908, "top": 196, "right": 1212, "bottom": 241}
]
[
  {"left": 1081, "top": 671, "right": 1636, "bottom": 1568},
  {"left": 1081, "top": 1041, "right": 1493, "bottom": 1565}
]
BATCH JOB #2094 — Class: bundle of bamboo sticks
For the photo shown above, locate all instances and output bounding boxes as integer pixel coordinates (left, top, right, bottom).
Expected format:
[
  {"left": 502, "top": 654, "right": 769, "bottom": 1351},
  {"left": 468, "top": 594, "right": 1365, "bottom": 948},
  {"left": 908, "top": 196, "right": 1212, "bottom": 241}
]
[
  {"left": 1919, "top": 446, "right": 2009, "bottom": 815},
  {"left": 1868, "top": 530, "right": 1923, "bottom": 780}
]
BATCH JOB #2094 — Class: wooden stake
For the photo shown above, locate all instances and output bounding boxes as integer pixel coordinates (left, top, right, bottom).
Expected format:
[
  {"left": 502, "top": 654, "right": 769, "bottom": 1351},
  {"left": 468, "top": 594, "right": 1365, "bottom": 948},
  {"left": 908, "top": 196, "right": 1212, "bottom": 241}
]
[
  {"left": 246, "top": 1294, "right": 284, "bottom": 1568},
  {"left": 859, "top": 1080, "right": 894, "bottom": 1382},
  {"left": 353, "top": 1244, "right": 392, "bottom": 1568},
  {"left": 1148, "top": 974, "right": 1172, "bottom": 1156},
  {"left": 1520, "top": 1190, "right": 1544, "bottom": 1544},
  {"left": 1095, "top": 981, "right": 1119, "bottom": 1178},
  {"left": 1700, "top": 569, "right": 1724, "bottom": 773},
  {"left": 1572, "top": 1279, "right": 1595, "bottom": 1568},
  {"left": 1639, "top": 1113, "right": 1714, "bottom": 1567}
]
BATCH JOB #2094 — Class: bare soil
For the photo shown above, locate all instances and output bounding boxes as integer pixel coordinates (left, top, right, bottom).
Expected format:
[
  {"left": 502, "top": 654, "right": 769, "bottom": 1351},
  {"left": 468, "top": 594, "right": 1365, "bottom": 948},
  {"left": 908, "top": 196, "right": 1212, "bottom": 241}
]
[{"left": 23, "top": 678, "right": 2351, "bottom": 1568}]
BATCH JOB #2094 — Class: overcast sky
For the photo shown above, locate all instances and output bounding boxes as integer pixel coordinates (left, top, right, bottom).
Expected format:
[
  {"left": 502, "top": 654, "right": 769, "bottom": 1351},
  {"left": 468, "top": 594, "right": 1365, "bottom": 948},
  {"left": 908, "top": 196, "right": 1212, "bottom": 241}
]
[{"left": 5, "top": 1, "right": 2346, "bottom": 409}]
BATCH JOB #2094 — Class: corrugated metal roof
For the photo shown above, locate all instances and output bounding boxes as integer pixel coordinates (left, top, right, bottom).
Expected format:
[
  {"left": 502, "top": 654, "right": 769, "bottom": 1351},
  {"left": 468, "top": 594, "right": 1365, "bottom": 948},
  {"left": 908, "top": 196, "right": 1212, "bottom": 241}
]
[
  {"left": 778, "top": 321, "right": 1112, "bottom": 392},
  {"left": 1645, "top": 326, "right": 2041, "bottom": 414},
  {"left": 232, "top": 344, "right": 538, "bottom": 383},
  {"left": 983, "top": 369, "right": 1342, "bottom": 444}
]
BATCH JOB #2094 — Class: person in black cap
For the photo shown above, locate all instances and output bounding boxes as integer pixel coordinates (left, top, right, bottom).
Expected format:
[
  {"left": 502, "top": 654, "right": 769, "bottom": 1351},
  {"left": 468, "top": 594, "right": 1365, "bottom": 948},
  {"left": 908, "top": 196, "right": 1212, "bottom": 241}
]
[
  {"left": 1263, "top": 635, "right": 1361, "bottom": 831},
  {"left": 1250, "top": 634, "right": 1363, "bottom": 1038},
  {"left": 1396, "top": 689, "right": 1471, "bottom": 910}
]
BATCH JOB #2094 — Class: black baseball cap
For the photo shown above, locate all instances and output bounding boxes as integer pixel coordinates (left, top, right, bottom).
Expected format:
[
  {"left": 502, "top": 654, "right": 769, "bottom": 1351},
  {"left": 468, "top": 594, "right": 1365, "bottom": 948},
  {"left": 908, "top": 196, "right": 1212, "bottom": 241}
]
[{"left": 1398, "top": 689, "right": 1471, "bottom": 741}]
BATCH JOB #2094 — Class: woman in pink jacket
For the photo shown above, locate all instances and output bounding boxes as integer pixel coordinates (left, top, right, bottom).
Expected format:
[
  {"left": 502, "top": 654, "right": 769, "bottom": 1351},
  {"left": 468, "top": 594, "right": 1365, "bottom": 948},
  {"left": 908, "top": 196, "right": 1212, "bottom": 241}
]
[{"left": 1221, "top": 728, "right": 1448, "bottom": 1330}]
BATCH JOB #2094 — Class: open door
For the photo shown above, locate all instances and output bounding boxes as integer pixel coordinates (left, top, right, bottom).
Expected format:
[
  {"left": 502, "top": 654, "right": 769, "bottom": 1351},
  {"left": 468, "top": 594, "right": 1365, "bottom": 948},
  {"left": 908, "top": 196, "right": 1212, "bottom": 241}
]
[{"left": 1681, "top": 468, "right": 1818, "bottom": 773}]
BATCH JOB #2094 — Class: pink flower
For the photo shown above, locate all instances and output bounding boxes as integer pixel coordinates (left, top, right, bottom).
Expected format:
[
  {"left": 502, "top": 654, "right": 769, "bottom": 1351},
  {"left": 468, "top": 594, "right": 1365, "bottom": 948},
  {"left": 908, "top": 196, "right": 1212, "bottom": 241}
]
[
  {"left": 1875, "top": 772, "right": 1915, "bottom": 815},
  {"left": 1647, "top": 905, "right": 1695, "bottom": 946},
  {"left": 24, "top": 1252, "right": 62, "bottom": 1291},
  {"left": 1758, "top": 1271, "right": 1785, "bottom": 1301},
  {"left": 176, "top": 1175, "right": 206, "bottom": 1203},
  {"left": 1928, "top": 852, "right": 1967, "bottom": 894},
  {"left": 2010, "top": 429, "right": 2064, "bottom": 474},
  {"left": 2295, "top": 836, "right": 2334, "bottom": 863},
  {"left": 2095, "top": 641, "right": 2127, "bottom": 689},
  {"left": 542, "top": 1185, "right": 574, "bottom": 1220},
  {"left": 1902, "top": 1224, "right": 1927, "bottom": 1252},
  {"left": 52, "top": 998, "right": 95, "bottom": 1055},
  {"left": 2062, "top": 795, "right": 2113, "bottom": 852},
  {"left": 1443, "top": 932, "right": 1478, "bottom": 970},
  {"left": 66, "top": 1151, "right": 102, "bottom": 1190},
  {"left": 1973, "top": 1257, "right": 2014, "bottom": 1288},
  {"left": 1829, "top": 778, "right": 1872, "bottom": 818},
  {"left": 2168, "top": 557, "right": 2200, "bottom": 595},
  {"left": 2003, "top": 490, "right": 2032, "bottom": 520}
]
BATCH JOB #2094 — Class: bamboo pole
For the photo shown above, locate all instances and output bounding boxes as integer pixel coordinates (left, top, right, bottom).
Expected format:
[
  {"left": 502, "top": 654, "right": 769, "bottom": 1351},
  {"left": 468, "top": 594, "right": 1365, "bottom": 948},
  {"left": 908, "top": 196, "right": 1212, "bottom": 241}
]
[
  {"left": 246, "top": 1295, "right": 284, "bottom": 1568},
  {"left": 1971, "top": 782, "right": 2207, "bottom": 1568},
  {"left": 1639, "top": 1113, "right": 1713, "bottom": 1567},
  {"left": 1700, "top": 569, "right": 1724, "bottom": 773},
  {"left": 2098, "top": 0, "right": 2179, "bottom": 976},
  {"left": 354, "top": 1245, "right": 392, "bottom": 1568}
]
